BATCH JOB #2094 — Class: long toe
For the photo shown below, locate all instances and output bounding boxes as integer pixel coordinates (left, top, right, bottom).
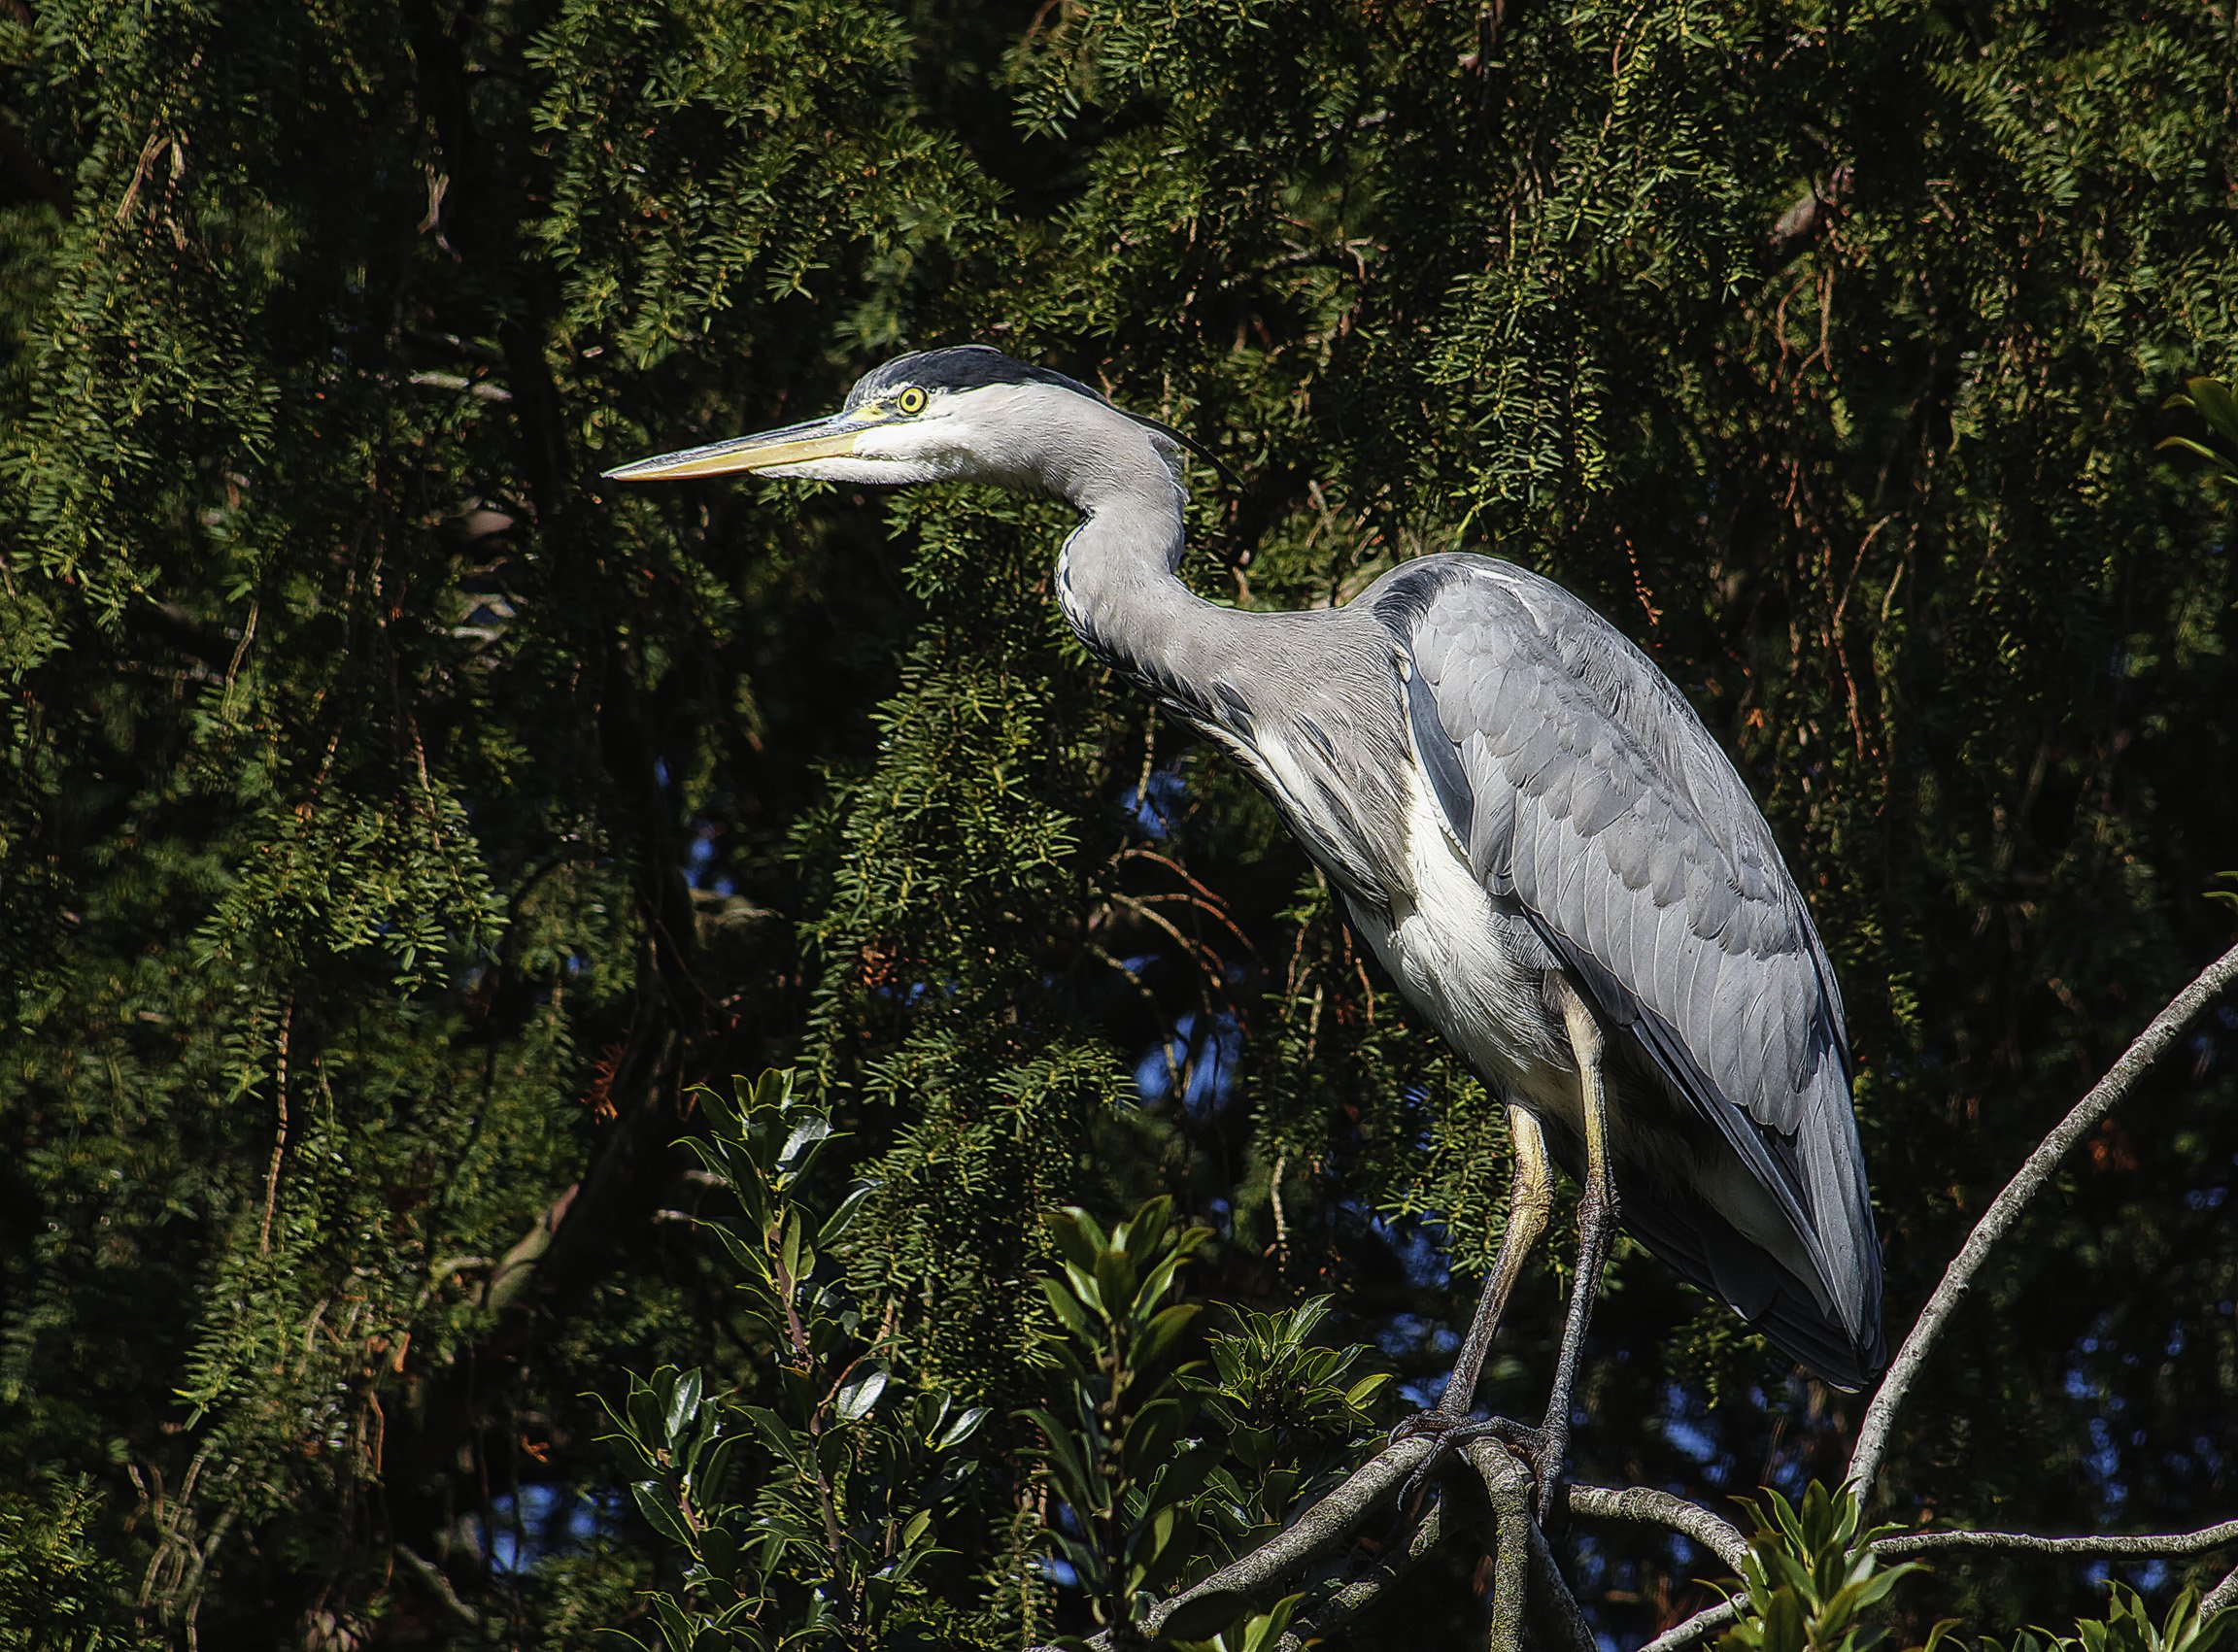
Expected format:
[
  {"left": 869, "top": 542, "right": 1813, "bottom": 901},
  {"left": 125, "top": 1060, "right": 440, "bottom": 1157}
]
[
  {"left": 1434, "top": 1417, "right": 1564, "bottom": 1524},
  {"left": 1387, "top": 1404, "right": 1471, "bottom": 1447},
  {"left": 1489, "top": 1421, "right": 1567, "bottom": 1524},
  {"left": 1393, "top": 1413, "right": 1525, "bottom": 1512}
]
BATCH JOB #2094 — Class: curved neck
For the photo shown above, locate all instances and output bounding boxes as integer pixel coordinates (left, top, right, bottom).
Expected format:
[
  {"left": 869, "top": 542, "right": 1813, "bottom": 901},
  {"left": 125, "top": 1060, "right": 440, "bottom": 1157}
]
[{"left": 1048, "top": 412, "right": 1248, "bottom": 719}]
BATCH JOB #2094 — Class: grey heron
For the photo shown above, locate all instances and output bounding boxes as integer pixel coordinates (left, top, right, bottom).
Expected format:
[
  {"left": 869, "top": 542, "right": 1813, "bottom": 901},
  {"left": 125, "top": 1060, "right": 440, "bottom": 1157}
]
[{"left": 606, "top": 345, "right": 1887, "bottom": 1507}]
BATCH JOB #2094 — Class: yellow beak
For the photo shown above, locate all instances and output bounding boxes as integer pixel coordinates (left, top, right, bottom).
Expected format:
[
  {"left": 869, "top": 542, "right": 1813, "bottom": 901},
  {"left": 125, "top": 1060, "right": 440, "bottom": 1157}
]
[{"left": 601, "top": 413, "right": 865, "bottom": 482}]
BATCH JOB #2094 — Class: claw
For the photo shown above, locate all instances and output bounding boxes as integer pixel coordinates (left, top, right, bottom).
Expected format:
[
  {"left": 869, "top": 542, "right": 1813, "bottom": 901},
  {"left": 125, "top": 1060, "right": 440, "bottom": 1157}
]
[
  {"left": 1498, "top": 1421, "right": 1566, "bottom": 1525},
  {"left": 1388, "top": 1409, "right": 1564, "bottom": 1520},
  {"left": 1387, "top": 1406, "right": 1466, "bottom": 1510},
  {"left": 1387, "top": 1407, "right": 1464, "bottom": 1447}
]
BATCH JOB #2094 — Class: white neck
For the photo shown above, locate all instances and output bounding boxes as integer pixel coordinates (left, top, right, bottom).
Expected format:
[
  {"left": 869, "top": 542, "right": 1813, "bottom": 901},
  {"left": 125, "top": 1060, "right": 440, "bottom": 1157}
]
[{"left": 1037, "top": 400, "right": 1249, "bottom": 719}]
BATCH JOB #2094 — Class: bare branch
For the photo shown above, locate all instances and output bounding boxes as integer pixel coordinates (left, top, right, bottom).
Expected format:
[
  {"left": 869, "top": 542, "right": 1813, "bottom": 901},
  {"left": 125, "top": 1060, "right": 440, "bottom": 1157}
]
[
  {"left": 1476, "top": 1444, "right": 1535, "bottom": 1650},
  {"left": 1525, "top": 1518, "right": 1600, "bottom": 1652},
  {"left": 1277, "top": 1501, "right": 1445, "bottom": 1650},
  {"left": 1061, "top": 946, "right": 2238, "bottom": 1652},
  {"left": 393, "top": 1544, "right": 483, "bottom": 1629},
  {"left": 1848, "top": 940, "right": 2238, "bottom": 1497},
  {"left": 1566, "top": 1483, "right": 1749, "bottom": 1571},
  {"left": 2203, "top": 1562, "right": 2238, "bottom": 1616},
  {"left": 1098, "top": 1437, "right": 1437, "bottom": 1647},
  {"left": 1767, "top": 162, "right": 1853, "bottom": 261},
  {"left": 1637, "top": 1599, "right": 1742, "bottom": 1652},
  {"left": 1875, "top": 1519, "right": 2238, "bottom": 1561},
  {"left": 1466, "top": 1443, "right": 1596, "bottom": 1652}
]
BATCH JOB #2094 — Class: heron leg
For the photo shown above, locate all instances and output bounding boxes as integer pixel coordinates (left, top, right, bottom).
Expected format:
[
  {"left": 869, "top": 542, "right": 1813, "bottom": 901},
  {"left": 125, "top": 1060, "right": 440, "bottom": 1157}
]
[
  {"left": 1521, "top": 974, "right": 1620, "bottom": 1519},
  {"left": 1435, "top": 1103, "right": 1554, "bottom": 1420},
  {"left": 1388, "top": 1104, "right": 1554, "bottom": 1513}
]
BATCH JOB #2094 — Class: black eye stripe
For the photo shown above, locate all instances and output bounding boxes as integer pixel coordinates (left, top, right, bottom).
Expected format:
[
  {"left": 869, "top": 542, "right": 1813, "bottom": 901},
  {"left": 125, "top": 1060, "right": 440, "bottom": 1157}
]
[
  {"left": 847, "top": 345, "right": 1099, "bottom": 407},
  {"left": 842, "top": 346, "right": 1237, "bottom": 489}
]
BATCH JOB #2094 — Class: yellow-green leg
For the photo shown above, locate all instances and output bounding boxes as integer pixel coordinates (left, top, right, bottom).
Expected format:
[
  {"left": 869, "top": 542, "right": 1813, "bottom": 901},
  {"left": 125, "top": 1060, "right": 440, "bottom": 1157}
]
[
  {"left": 1524, "top": 974, "right": 1620, "bottom": 1518},
  {"left": 1434, "top": 1103, "right": 1554, "bottom": 1420}
]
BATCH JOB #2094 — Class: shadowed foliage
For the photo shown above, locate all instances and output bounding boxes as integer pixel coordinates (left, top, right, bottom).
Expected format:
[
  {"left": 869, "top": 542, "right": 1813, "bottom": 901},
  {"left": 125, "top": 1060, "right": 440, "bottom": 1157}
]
[{"left": 1, "top": 0, "right": 2234, "bottom": 1645}]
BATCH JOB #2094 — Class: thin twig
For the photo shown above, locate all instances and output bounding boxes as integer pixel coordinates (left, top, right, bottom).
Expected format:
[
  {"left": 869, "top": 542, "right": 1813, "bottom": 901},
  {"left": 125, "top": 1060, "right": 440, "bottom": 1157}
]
[
  {"left": 1566, "top": 1483, "right": 1749, "bottom": 1571},
  {"left": 1269, "top": 1152, "right": 1292, "bottom": 1286},
  {"left": 2202, "top": 1561, "right": 2238, "bottom": 1616},
  {"left": 257, "top": 995, "right": 293, "bottom": 1256},
  {"left": 1875, "top": 1519, "right": 2238, "bottom": 1561},
  {"left": 1848, "top": 940, "right": 2238, "bottom": 1498},
  {"left": 1092, "top": 1437, "right": 1437, "bottom": 1647},
  {"left": 1639, "top": 1600, "right": 1742, "bottom": 1652},
  {"left": 1276, "top": 1501, "right": 1445, "bottom": 1650},
  {"left": 1109, "top": 891, "right": 1227, "bottom": 981},
  {"left": 1115, "top": 846, "right": 1256, "bottom": 953}
]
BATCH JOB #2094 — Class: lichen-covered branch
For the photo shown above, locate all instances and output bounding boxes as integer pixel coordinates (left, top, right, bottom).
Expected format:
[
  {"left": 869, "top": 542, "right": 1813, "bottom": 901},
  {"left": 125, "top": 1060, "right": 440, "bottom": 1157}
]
[
  {"left": 1638, "top": 1599, "right": 1743, "bottom": 1652},
  {"left": 1061, "top": 945, "right": 2238, "bottom": 1649},
  {"left": 1090, "top": 1436, "right": 1436, "bottom": 1648},
  {"left": 1466, "top": 1442, "right": 1596, "bottom": 1652},
  {"left": 1276, "top": 1501, "right": 1445, "bottom": 1651},
  {"left": 1477, "top": 1444, "right": 1536, "bottom": 1650},
  {"left": 1566, "top": 1483, "right": 1750, "bottom": 1571},
  {"left": 1877, "top": 1519, "right": 2238, "bottom": 1561},
  {"left": 1079, "top": 1434, "right": 1620, "bottom": 1652}
]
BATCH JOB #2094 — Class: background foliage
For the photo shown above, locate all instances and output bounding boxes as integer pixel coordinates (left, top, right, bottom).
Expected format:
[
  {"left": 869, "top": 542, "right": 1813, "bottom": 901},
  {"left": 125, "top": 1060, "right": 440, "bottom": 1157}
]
[{"left": 1, "top": 0, "right": 2235, "bottom": 1645}]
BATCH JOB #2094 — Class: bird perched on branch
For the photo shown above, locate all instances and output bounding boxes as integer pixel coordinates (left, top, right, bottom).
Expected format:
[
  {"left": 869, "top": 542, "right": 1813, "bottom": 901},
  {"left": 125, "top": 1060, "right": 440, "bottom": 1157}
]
[{"left": 607, "top": 345, "right": 1887, "bottom": 1510}]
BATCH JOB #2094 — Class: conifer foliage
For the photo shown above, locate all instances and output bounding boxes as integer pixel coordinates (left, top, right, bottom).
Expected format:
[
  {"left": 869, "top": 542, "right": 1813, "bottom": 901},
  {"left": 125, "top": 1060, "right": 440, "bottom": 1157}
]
[{"left": 1, "top": 0, "right": 2235, "bottom": 1646}]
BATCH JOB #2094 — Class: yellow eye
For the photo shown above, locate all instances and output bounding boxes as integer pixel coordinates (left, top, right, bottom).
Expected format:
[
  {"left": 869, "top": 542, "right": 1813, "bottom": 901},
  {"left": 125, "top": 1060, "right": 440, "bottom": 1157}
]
[{"left": 896, "top": 386, "right": 927, "bottom": 415}]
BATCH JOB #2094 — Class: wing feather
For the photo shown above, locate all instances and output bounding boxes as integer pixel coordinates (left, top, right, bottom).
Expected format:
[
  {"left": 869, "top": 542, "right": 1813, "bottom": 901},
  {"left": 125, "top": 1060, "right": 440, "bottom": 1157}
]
[{"left": 1371, "top": 554, "right": 1884, "bottom": 1377}]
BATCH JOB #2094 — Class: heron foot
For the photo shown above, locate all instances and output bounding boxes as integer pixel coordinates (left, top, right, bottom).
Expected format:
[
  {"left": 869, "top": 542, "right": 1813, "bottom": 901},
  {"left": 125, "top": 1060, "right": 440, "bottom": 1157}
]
[
  {"left": 1481, "top": 1416, "right": 1567, "bottom": 1524},
  {"left": 1386, "top": 1405, "right": 1470, "bottom": 1448},
  {"left": 1389, "top": 1410, "right": 1566, "bottom": 1522}
]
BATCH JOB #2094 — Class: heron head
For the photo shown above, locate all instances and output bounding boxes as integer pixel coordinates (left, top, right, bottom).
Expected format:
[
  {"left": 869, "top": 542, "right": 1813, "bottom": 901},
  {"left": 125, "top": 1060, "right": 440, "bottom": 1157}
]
[{"left": 601, "top": 345, "right": 1204, "bottom": 500}]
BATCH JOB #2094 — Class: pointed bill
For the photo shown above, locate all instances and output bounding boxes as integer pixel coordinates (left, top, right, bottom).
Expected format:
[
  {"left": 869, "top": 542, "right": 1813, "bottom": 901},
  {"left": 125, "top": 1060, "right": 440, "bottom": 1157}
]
[{"left": 601, "top": 413, "right": 869, "bottom": 482}]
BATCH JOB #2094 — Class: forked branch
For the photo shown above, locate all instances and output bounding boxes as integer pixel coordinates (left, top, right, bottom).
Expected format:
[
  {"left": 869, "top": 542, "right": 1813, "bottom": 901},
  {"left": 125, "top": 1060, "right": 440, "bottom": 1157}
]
[
  {"left": 1276, "top": 1500, "right": 1446, "bottom": 1650},
  {"left": 1468, "top": 1440, "right": 1598, "bottom": 1652},
  {"left": 1068, "top": 942, "right": 2238, "bottom": 1650}
]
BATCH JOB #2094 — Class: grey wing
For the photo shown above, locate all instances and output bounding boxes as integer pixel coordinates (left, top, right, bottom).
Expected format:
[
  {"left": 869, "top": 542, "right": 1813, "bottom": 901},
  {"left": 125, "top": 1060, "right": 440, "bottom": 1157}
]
[{"left": 1373, "top": 554, "right": 1883, "bottom": 1374}]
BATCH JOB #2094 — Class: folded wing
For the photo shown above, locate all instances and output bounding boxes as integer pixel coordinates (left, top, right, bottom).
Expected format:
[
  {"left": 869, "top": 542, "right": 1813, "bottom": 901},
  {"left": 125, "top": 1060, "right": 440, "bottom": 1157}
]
[{"left": 1373, "top": 554, "right": 1885, "bottom": 1385}]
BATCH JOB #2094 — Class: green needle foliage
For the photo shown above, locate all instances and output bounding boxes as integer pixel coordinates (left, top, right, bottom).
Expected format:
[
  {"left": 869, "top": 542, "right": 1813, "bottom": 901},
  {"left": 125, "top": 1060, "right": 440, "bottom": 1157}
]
[
  {"left": 2, "top": 0, "right": 2236, "bottom": 1645},
  {"left": 0, "top": 1478, "right": 158, "bottom": 1652}
]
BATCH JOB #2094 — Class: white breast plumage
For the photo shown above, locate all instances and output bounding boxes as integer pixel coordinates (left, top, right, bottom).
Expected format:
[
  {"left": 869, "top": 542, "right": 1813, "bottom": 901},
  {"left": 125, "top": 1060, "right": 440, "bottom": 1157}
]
[{"left": 1342, "top": 759, "right": 1577, "bottom": 1129}]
